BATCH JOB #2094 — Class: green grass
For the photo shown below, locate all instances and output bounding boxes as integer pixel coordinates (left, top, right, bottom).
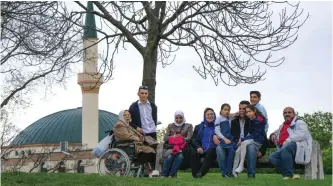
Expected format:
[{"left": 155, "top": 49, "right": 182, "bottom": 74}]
[{"left": 1, "top": 172, "right": 331, "bottom": 186}]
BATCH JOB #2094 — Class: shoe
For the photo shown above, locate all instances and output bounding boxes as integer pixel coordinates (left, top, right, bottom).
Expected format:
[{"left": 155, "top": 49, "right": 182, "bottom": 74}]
[
  {"left": 292, "top": 174, "right": 300, "bottom": 180},
  {"left": 222, "top": 175, "right": 230, "bottom": 179},
  {"left": 195, "top": 172, "right": 202, "bottom": 178},
  {"left": 283, "top": 177, "right": 292, "bottom": 180},
  {"left": 227, "top": 174, "right": 235, "bottom": 178},
  {"left": 232, "top": 171, "right": 238, "bottom": 177},
  {"left": 235, "top": 166, "right": 244, "bottom": 174}
]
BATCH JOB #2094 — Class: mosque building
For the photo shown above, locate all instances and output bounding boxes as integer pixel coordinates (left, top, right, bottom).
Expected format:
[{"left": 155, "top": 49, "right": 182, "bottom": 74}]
[{"left": 1, "top": 2, "right": 115, "bottom": 173}]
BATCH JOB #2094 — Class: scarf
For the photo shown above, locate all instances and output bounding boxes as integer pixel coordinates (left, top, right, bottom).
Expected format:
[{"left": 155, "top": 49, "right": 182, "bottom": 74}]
[
  {"left": 118, "top": 109, "right": 130, "bottom": 125},
  {"left": 174, "top": 110, "right": 186, "bottom": 127}
]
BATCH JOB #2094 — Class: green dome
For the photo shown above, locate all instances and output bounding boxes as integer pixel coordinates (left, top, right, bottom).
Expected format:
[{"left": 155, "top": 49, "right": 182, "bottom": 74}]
[{"left": 10, "top": 107, "right": 118, "bottom": 146}]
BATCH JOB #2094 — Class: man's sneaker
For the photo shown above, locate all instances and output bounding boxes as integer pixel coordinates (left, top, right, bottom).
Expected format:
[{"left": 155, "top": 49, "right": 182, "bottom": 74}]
[
  {"left": 283, "top": 177, "right": 292, "bottom": 180},
  {"left": 292, "top": 174, "right": 301, "bottom": 180},
  {"left": 222, "top": 175, "right": 230, "bottom": 179}
]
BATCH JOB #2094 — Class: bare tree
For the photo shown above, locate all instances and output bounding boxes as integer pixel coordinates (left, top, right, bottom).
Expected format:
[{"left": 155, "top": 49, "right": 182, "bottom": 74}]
[
  {"left": 0, "top": 1, "right": 84, "bottom": 109},
  {"left": 27, "top": 146, "right": 58, "bottom": 173},
  {"left": 73, "top": 1, "right": 308, "bottom": 103},
  {"left": 0, "top": 108, "right": 20, "bottom": 156}
]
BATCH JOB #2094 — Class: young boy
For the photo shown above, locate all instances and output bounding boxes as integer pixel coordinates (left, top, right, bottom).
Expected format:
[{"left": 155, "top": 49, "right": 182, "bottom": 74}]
[{"left": 250, "top": 91, "right": 269, "bottom": 133}]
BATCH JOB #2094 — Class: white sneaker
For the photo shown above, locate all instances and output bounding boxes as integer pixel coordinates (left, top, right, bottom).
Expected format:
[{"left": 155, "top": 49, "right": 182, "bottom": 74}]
[
  {"left": 235, "top": 166, "right": 244, "bottom": 174},
  {"left": 232, "top": 171, "right": 238, "bottom": 177}
]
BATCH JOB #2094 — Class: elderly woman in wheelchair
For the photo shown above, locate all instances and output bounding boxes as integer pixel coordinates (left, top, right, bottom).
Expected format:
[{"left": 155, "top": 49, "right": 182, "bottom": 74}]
[{"left": 97, "top": 110, "right": 157, "bottom": 177}]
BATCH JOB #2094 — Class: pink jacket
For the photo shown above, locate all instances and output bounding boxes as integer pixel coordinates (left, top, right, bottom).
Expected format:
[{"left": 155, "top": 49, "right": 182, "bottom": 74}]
[{"left": 168, "top": 136, "right": 187, "bottom": 155}]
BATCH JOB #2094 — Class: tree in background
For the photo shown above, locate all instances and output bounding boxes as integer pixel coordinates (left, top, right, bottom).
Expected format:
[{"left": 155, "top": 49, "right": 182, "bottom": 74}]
[
  {"left": 298, "top": 111, "right": 332, "bottom": 149},
  {"left": 1, "top": 1, "right": 309, "bottom": 107},
  {"left": 1, "top": 1, "right": 83, "bottom": 110},
  {"left": 74, "top": 1, "right": 309, "bottom": 103}
]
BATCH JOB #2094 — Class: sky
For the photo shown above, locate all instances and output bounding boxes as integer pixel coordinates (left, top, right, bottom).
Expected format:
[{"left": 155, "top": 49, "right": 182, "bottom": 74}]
[{"left": 10, "top": 1, "right": 332, "bottom": 136}]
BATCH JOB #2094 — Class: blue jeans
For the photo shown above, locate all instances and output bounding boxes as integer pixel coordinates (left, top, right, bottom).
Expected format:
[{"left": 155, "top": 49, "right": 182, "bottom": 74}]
[
  {"left": 269, "top": 142, "right": 297, "bottom": 177},
  {"left": 162, "top": 153, "right": 184, "bottom": 177},
  {"left": 216, "top": 146, "right": 235, "bottom": 176},
  {"left": 245, "top": 143, "right": 259, "bottom": 177},
  {"left": 217, "top": 143, "right": 258, "bottom": 177}
]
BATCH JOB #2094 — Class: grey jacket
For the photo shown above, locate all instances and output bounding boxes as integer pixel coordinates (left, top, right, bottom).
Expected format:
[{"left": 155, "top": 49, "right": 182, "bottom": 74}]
[
  {"left": 162, "top": 123, "right": 193, "bottom": 157},
  {"left": 271, "top": 117, "right": 312, "bottom": 165}
]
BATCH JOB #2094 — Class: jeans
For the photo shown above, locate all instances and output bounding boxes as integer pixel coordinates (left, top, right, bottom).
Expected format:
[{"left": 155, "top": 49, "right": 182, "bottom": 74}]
[
  {"left": 269, "top": 142, "right": 297, "bottom": 177},
  {"left": 216, "top": 146, "right": 235, "bottom": 176},
  {"left": 245, "top": 143, "right": 259, "bottom": 177},
  {"left": 161, "top": 153, "right": 184, "bottom": 177}
]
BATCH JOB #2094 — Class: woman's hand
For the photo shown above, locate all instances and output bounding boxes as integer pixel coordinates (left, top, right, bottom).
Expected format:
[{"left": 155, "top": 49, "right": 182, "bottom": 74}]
[
  {"left": 197, "top": 147, "right": 203, "bottom": 154},
  {"left": 213, "top": 135, "right": 220, "bottom": 145}
]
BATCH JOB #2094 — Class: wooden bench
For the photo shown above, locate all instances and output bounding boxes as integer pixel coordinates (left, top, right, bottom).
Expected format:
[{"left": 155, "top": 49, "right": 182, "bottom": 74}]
[{"left": 155, "top": 140, "right": 324, "bottom": 180}]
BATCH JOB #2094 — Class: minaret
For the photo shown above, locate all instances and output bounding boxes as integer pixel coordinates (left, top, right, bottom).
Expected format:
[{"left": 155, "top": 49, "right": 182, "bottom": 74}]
[{"left": 77, "top": 1, "right": 103, "bottom": 149}]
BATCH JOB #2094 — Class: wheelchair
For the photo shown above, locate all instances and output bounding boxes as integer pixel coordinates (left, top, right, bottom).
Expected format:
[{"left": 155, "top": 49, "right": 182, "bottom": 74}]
[{"left": 97, "top": 132, "right": 147, "bottom": 177}]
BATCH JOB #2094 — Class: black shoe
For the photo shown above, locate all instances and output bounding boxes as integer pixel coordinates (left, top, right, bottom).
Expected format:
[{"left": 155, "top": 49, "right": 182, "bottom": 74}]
[
  {"left": 227, "top": 174, "right": 235, "bottom": 178},
  {"left": 195, "top": 172, "right": 202, "bottom": 178},
  {"left": 222, "top": 175, "right": 230, "bottom": 179}
]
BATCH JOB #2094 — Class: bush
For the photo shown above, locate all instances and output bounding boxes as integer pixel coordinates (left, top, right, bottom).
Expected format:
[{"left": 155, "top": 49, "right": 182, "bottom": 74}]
[{"left": 322, "top": 147, "right": 332, "bottom": 174}]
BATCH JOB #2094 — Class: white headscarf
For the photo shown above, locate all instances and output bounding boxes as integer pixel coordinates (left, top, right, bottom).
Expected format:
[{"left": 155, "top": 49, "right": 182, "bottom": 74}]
[
  {"left": 118, "top": 110, "right": 129, "bottom": 125},
  {"left": 174, "top": 110, "right": 186, "bottom": 127}
]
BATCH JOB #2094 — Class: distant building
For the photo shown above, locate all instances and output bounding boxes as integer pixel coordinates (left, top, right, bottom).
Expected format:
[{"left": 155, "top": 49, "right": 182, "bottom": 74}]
[
  {"left": 2, "top": 108, "right": 118, "bottom": 173},
  {"left": 2, "top": 2, "right": 111, "bottom": 174}
]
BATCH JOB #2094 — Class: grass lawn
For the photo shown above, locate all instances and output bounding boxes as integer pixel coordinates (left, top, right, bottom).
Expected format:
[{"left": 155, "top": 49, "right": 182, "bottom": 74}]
[{"left": 1, "top": 172, "right": 331, "bottom": 186}]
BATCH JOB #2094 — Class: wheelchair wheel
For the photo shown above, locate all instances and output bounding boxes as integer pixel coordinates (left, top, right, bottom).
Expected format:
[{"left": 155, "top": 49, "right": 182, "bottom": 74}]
[{"left": 97, "top": 148, "right": 131, "bottom": 176}]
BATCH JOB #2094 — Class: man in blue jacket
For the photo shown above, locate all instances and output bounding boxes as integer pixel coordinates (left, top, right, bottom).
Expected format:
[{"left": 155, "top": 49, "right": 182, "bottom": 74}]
[{"left": 129, "top": 85, "right": 158, "bottom": 140}]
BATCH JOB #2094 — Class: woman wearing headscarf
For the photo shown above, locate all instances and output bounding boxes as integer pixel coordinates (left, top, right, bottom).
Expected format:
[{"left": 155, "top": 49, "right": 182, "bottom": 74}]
[
  {"left": 161, "top": 110, "right": 193, "bottom": 178},
  {"left": 113, "top": 110, "right": 156, "bottom": 172},
  {"left": 190, "top": 108, "right": 219, "bottom": 178}
]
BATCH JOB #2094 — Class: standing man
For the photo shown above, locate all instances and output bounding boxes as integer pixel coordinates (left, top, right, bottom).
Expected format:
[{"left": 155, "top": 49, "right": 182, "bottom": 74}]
[
  {"left": 129, "top": 85, "right": 158, "bottom": 140},
  {"left": 250, "top": 91, "right": 269, "bottom": 133},
  {"left": 269, "top": 107, "right": 312, "bottom": 180}
]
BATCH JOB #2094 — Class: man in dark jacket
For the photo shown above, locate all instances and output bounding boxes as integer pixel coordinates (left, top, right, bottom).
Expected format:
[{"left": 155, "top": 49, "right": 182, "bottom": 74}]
[
  {"left": 129, "top": 85, "right": 158, "bottom": 140},
  {"left": 215, "top": 100, "right": 270, "bottom": 178}
]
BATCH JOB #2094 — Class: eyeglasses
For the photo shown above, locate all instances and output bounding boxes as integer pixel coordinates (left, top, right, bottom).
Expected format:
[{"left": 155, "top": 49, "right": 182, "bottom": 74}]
[{"left": 139, "top": 85, "right": 148, "bottom": 89}]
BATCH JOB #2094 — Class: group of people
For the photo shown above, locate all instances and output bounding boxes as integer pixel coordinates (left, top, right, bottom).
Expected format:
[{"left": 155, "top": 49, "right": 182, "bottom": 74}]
[{"left": 111, "top": 85, "right": 313, "bottom": 180}]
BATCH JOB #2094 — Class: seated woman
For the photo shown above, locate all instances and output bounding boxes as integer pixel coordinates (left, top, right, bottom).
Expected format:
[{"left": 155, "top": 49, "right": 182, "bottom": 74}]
[
  {"left": 161, "top": 110, "right": 193, "bottom": 178},
  {"left": 113, "top": 110, "right": 156, "bottom": 173},
  {"left": 190, "top": 108, "right": 219, "bottom": 178}
]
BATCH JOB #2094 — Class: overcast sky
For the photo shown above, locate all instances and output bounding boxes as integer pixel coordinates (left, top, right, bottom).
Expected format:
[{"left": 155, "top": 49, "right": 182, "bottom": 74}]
[{"left": 11, "top": 1, "right": 332, "bottom": 136}]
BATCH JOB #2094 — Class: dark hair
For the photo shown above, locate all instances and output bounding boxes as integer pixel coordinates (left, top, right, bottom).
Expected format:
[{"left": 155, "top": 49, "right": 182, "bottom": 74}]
[
  {"left": 239, "top": 100, "right": 250, "bottom": 105},
  {"left": 138, "top": 85, "right": 148, "bottom": 92},
  {"left": 204, "top": 107, "right": 215, "bottom": 116},
  {"left": 220, "top": 103, "right": 231, "bottom": 115},
  {"left": 250, "top": 91, "right": 261, "bottom": 98},
  {"left": 246, "top": 105, "right": 264, "bottom": 118}
]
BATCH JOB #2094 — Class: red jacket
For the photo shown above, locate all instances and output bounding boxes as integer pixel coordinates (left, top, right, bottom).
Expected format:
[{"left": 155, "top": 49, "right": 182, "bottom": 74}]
[{"left": 168, "top": 136, "right": 187, "bottom": 155}]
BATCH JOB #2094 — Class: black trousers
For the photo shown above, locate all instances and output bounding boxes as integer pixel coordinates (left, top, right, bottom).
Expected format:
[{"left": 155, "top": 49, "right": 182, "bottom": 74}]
[
  {"left": 144, "top": 132, "right": 157, "bottom": 170},
  {"left": 137, "top": 152, "right": 155, "bottom": 170},
  {"left": 190, "top": 148, "right": 217, "bottom": 177}
]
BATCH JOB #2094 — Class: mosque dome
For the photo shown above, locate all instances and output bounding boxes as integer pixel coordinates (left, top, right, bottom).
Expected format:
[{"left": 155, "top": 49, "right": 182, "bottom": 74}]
[{"left": 10, "top": 107, "right": 118, "bottom": 146}]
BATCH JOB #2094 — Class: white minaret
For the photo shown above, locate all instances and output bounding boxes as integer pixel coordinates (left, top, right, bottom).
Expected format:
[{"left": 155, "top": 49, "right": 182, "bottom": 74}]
[{"left": 77, "top": 2, "right": 103, "bottom": 149}]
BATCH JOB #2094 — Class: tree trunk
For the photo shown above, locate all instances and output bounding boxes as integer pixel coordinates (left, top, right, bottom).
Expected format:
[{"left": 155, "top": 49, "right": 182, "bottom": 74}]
[
  {"left": 142, "top": 7, "right": 161, "bottom": 104},
  {"left": 142, "top": 44, "right": 158, "bottom": 103}
]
